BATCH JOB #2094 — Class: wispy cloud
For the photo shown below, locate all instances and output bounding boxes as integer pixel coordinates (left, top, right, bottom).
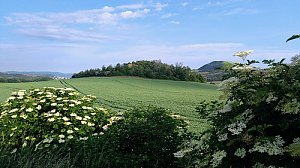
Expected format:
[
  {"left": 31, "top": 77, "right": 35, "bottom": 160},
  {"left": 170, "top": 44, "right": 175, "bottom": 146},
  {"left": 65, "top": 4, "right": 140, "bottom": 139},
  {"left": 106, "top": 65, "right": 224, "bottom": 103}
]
[
  {"left": 181, "top": 2, "right": 188, "bottom": 7},
  {"left": 207, "top": 0, "right": 244, "bottom": 6},
  {"left": 4, "top": 3, "right": 163, "bottom": 43},
  {"left": 116, "top": 4, "right": 144, "bottom": 10},
  {"left": 224, "top": 8, "right": 258, "bottom": 15},
  {"left": 120, "top": 9, "right": 150, "bottom": 19},
  {"left": 169, "top": 21, "right": 180, "bottom": 24},
  {"left": 161, "top": 13, "right": 177, "bottom": 19},
  {"left": 17, "top": 26, "right": 120, "bottom": 42},
  {"left": 155, "top": 3, "right": 168, "bottom": 11}
]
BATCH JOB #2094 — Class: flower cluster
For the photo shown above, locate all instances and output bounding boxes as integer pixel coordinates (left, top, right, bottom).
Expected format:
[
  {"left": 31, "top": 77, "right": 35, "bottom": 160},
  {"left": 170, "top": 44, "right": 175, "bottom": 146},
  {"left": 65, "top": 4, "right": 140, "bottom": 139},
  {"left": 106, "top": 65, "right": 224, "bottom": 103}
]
[
  {"left": 233, "top": 50, "right": 253, "bottom": 62},
  {"left": 249, "top": 135, "right": 285, "bottom": 155},
  {"left": 211, "top": 150, "right": 227, "bottom": 167},
  {"left": 227, "top": 109, "right": 254, "bottom": 135},
  {"left": 0, "top": 87, "right": 113, "bottom": 151}
]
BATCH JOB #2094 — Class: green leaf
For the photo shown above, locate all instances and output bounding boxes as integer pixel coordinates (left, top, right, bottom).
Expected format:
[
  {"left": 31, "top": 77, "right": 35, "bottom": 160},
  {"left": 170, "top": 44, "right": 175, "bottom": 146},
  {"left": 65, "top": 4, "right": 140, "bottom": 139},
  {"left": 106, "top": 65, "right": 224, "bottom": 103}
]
[{"left": 286, "top": 34, "right": 300, "bottom": 42}]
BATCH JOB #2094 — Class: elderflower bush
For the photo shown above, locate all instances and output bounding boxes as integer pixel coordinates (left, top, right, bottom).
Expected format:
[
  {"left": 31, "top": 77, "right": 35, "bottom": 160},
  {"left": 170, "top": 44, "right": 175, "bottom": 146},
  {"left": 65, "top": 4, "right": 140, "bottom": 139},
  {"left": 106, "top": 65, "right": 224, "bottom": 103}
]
[
  {"left": 186, "top": 57, "right": 300, "bottom": 167},
  {"left": 0, "top": 87, "right": 113, "bottom": 151}
]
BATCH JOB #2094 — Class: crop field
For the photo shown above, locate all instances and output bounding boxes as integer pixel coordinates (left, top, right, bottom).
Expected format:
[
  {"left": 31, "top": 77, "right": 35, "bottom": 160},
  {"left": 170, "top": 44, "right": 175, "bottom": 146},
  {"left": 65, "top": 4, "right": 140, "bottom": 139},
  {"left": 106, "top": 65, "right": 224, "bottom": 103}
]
[{"left": 0, "top": 77, "right": 221, "bottom": 132}]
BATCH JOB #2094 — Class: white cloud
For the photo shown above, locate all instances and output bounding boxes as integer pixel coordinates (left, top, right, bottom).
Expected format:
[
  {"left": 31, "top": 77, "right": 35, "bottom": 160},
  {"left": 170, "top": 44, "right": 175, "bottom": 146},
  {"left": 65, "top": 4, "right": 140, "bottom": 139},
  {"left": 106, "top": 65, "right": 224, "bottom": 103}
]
[
  {"left": 169, "top": 21, "right": 180, "bottom": 24},
  {"left": 102, "top": 6, "right": 115, "bottom": 12},
  {"left": 224, "top": 8, "right": 258, "bottom": 15},
  {"left": 207, "top": 0, "right": 243, "bottom": 6},
  {"left": 4, "top": 4, "right": 159, "bottom": 43},
  {"left": 161, "top": 13, "right": 177, "bottom": 19},
  {"left": 120, "top": 9, "right": 150, "bottom": 19},
  {"left": 182, "top": 2, "right": 188, "bottom": 7},
  {"left": 5, "top": 4, "right": 156, "bottom": 27},
  {"left": 17, "top": 26, "right": 120, "bottom": 42},
  {"left": 155, "top": 3, "right": 168, "bottom": 11},
  {"left": 116, "top": 4, "right": 144, "bottom": 10}
]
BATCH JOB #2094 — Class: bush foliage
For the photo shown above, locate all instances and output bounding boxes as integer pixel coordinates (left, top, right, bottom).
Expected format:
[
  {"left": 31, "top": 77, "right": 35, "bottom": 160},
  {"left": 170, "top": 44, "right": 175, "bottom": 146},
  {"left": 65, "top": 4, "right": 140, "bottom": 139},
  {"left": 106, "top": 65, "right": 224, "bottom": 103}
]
[
  {"left": 187, "top": 60, "right": 300, "bottom": 167},
  {"left": 96, "top": 106, "right": 188, "bottom": 168}
]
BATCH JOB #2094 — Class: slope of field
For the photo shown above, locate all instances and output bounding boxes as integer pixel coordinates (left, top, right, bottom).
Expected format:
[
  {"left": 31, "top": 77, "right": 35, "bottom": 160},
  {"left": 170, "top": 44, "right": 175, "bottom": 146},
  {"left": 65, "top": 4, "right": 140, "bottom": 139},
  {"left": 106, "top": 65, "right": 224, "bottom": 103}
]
[{"left": 0, "top": 77, "right": 221, "bottom": 132}]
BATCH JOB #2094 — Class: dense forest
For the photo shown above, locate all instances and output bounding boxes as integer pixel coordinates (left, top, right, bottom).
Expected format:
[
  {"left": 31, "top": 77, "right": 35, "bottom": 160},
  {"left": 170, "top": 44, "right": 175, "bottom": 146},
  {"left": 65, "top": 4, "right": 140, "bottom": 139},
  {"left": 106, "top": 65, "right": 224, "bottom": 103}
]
[
  {"left": 72, "top": 60, "right": 205, "bottom": 82},
  {"left": 0, "top": 72, "right": 53, "bottom": 83}
]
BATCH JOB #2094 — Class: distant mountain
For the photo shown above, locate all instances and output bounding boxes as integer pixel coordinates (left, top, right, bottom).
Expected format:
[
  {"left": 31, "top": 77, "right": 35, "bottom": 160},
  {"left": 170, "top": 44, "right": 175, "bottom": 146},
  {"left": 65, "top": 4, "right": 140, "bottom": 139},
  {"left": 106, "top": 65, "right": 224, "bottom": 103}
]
[
  {"left": 197, "top": 61, "right": 229, "bottom": 82},
  {"left": 5, "top": 71, "right": 73, "bottom": 78},
  {"left": 198, "top": 61, "right": 225, "bottom": 72}
]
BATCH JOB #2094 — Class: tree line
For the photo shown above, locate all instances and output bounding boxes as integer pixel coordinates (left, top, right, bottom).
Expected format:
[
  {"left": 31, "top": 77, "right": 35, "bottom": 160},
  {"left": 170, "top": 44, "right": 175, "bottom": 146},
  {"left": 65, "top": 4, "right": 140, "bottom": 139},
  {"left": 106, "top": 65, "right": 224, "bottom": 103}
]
[
  {"left": 0, "top": 73, "right": 53, "bottom": 83},
  {"left": 72, "top": 60, "right": 205, "bottom": 82}
]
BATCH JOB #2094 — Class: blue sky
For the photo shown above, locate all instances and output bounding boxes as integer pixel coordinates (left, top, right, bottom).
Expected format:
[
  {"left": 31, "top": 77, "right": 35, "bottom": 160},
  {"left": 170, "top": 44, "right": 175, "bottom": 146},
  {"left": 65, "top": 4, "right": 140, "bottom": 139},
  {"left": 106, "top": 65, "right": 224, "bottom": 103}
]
[{"left": 0, "top": 0, "right": 299, "bottom": 73}]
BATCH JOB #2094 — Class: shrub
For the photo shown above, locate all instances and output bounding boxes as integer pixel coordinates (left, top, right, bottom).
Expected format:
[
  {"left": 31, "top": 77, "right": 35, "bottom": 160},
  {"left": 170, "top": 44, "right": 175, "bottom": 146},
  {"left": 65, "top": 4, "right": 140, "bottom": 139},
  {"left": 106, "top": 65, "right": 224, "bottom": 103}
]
[
  {"left": 0, "top": 87, "right": 112, "bottom": 152},
  {"left": 186, "top": 59, "right": 300, "bottom": 167},
  {"left": 97, "top": 106, "right": 188, "bottom": 168}
]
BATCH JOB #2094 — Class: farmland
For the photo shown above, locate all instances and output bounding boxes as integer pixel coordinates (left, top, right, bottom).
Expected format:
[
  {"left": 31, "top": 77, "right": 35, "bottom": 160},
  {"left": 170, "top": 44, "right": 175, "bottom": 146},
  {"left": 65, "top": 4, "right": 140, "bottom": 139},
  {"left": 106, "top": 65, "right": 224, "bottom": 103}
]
[{"left": 0, "top": 77, "right": 221, "bottom": 132}]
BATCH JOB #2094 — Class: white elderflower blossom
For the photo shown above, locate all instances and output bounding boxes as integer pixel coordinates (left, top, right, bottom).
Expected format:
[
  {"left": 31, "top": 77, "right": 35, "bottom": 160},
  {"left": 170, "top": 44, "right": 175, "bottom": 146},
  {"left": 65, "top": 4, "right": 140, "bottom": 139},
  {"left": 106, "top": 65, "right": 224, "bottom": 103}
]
[
  {"left": 84, "top": 115, "right": 91, "bottom": 119},
  {"left": 67, "top": 130, "right": 74, "bottom": 134},
  {"left": 70, "top": 113, "right": 77, "bottom": 117},
  {"left": 219, "top": 103, "right": 232, "bottom": 113},
  {"left": 293, "top": 137, "right": 300, "bottom": 144},
  {"left": 228, "top": 122, "right": 246, "bottom": 135},
  {"left": 22, "top": 141, "right": 27, "bottom": 148},
  {"left": 11, "top": 115, "right": 17, "bottom": 118},
  {"left": 11, "top": 127, "right": 17, "bottom": 131},
  {"left": 53, "top": 112, "right": 60, "bottom": 117},
  {"left": 79, "top": 137, "right": 88, "bottom": 141},
  {"left": 40, "top": 99, "right": 46, "bottom": 103},
  {"left": 67, "top": 135, "right": 74, "bottom": 139},
  {"left": 64, "top": 122, "right": 72, "bottom": 125},
  {"left": 249, "top": 135, "right": 285, "bottom": 155},
  {"left": 8, "top": 97, "right": 15, "bottom": 100},
  {"left": 102, "top": 125, "right": 109, "bottom": 131},
  {"left": 9, "top": 108, "right": 19, "bottom": 113},
  {"left": 58, "top": 134, "right": 65, "bottom": 139},
  {"left": 234, "top": 148, "right": 246, "bottom": 158},
  {"left": 48, "top": 118, "right": 55, "bottom": 122},
  {"left": 217, "top": 133, "right": 228, "bottom": 141},
  {"left": 58, "top": 139, "right": 65, "bottom": 143},
  {"left": 75, "top": 116, "right": 82, "bottom": 120},
  {"left": 227, "top": 109, "right": 254, "bottom": 135},
  {"left": 211, "top": 150, "right": 227, "bottom": 167},
  {"left": 51, "top": 103, "right": 57, "bottom": 106},
  {"left": 266, "top": 92, "right": 278, "bottom": 103},
  {"left": 87, "top": 122, "right": 95, "bottom": 127},
  {"left": 36, "top": 105, "right": 42, "bottom": 110},
  {"left": 233, "top": 50, "right": 253, "bottom": 62},
  {"left": 20, "top": 113, "right": 28, "bottom": 119},
  {"left": 62, "top": 117, "right": 69, "bottom": 121}
]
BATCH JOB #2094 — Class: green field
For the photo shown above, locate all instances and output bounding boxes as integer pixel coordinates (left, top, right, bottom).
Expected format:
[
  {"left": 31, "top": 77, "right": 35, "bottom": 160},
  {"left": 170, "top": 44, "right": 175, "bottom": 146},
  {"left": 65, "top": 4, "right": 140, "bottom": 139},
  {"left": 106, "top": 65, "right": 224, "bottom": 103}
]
[{"left": 0, "top": 77, "right": 221, "bottom": 131}]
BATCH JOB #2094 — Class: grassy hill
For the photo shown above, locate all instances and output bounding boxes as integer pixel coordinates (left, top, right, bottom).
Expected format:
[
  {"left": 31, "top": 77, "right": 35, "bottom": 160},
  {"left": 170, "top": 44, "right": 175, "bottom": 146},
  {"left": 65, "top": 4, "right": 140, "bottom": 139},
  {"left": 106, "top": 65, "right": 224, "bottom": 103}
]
[{"left": 0, "top": 77, "right": 221, "bottom": 132}]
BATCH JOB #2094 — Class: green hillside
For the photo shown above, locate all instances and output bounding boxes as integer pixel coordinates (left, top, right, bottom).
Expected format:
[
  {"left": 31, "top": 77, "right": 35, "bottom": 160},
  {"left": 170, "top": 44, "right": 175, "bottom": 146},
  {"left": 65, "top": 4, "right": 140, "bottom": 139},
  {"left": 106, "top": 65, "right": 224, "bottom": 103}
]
[{"left": 0, "top": 77, "right": 221, "bottom": 132}]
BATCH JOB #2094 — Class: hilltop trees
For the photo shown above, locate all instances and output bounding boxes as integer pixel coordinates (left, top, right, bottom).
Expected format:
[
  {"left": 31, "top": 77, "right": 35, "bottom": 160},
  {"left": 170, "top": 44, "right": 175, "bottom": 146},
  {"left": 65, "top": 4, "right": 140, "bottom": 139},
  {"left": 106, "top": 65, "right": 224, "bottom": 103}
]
[{"left": 72, "top": 60, "right": 205, "bottom": 82}]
